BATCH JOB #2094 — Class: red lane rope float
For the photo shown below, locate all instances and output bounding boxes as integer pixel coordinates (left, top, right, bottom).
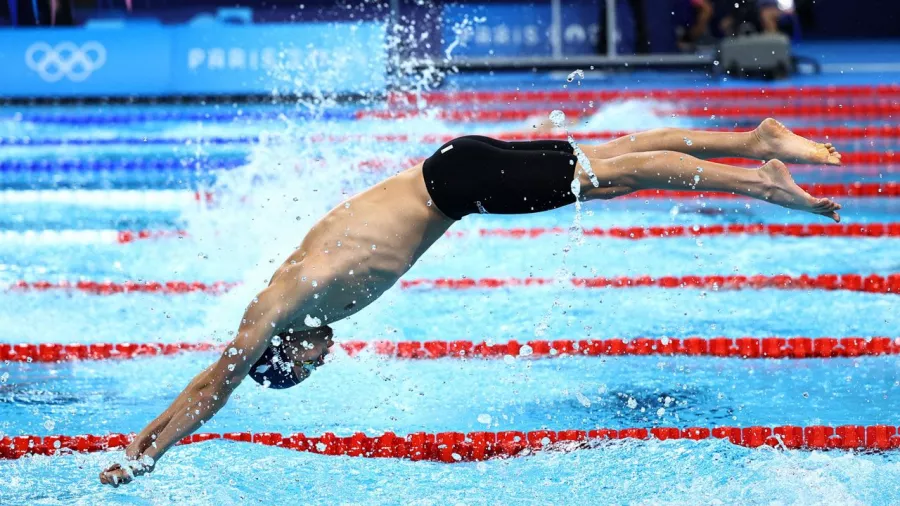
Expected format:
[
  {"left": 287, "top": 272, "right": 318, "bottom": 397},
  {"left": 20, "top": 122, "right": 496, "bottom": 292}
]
[
  {"left": 3, "top": 336, "right": 898, "bottom": 363},
  {"left": 5, "top": 424, "right": 900, "bottom": 460},
  {"left": 401, "top": 273, "right": 900, "bottom": 294},
  {"left": 6, "top": 273, "right": 900, "bottom": 296},
  {"left": 6, "top": 280, "right": 237, "bottom": 295},
  {"left": 5, "top": 221, "right": 898, "bottom": 246},
  {"left": 468, "top": 222, "right": 900, "bottom": 240},
  {"left": 625, "top": 182, "right": 900, "bottom": 199},
  {"left": 262, "top": 126, "right": 900, "bottom": 143},
  {"left": 5, "top": 182, "right": 895, "bottom": 213},
  {"left": 491, "top": 127, "right": 900, "bottom": 142},
  {"left": 339, "top": 337, "right": 900, "bottom": 360},
  {"left": 357, "top": 153, "right": 899, "bottom": 167},
  {"left": 386, "top": 85, "right": 900, "bottom": 105},
  {"left": 0, "top": 342, "right": 219, "bottom": 362},
  {"left": 359, "top": 104, "right": 900, "bottom": 121}
]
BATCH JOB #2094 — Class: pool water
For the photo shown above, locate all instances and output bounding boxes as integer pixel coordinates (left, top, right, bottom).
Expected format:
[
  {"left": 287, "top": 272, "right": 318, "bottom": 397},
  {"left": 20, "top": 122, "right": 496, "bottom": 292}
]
[{"left": 1, "top": 87, "right": 900, "bottom": 505}]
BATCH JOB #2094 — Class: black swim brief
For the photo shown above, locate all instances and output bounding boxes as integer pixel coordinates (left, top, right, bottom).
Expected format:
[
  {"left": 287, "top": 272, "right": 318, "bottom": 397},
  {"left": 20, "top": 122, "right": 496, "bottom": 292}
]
[{"left": 421, "top": 135, "right": 579, "bottom": 220}]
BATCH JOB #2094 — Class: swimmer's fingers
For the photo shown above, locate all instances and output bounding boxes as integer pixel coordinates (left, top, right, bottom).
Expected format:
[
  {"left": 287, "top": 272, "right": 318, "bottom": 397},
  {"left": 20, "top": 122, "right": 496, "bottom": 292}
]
[{"left": 99, "top": 464, "right": 134, "bottom": 487}]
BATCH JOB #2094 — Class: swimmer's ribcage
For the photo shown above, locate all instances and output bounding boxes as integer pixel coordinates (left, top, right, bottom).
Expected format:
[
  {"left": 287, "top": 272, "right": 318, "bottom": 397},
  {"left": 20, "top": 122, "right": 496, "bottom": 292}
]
[{"left": 25, "top": 41, "right": 107, "bottom": 83}]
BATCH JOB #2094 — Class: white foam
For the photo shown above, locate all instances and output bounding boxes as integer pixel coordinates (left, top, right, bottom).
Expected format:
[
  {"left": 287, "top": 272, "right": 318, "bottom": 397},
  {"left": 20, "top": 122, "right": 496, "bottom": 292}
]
[
  {"left": 0, "top": 189, "right": 198, "bottom": 208},
  {"left": 0, "top": 229, "right": 119, "bottom": 245}
]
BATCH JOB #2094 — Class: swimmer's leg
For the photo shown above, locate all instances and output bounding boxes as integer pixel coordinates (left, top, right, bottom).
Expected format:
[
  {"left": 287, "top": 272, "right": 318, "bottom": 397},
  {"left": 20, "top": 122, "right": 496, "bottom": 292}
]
[
  {"left": 581, "top": 150, "right": 842, "bottom": 222},
  {"left": 584, "top": 118, "right": 841, "bottom": 165}
]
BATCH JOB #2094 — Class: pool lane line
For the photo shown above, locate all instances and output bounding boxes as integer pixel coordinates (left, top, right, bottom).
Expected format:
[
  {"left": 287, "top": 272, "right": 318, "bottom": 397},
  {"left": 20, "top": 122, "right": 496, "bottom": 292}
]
[
  {"left": 460, "top": 222, "right": 900, "bottom": 240},
  {"left": 2, "top": 154, "right": 898, "bottom": 173},
  {"left": 4, "top": 425, "right": 900, "bottom": 461},
  {"left": 1, "top": 110, "right": 358, "bottom": 125},
  {"left": 5, "top": 131, "right": 900, "bottom": 147},
  {"left": 3, "top": 222, "right": 899, "bottom": 246},
  {"left": 387, "top": 85, "right": 900, "bottom": 105},
  {"left": 1, "top": 183, "right": 897, "bottom": 209},
  {"left": 0, "top": 229, "right": 186, "bottom": 245},
  {"left": 400, "top": 273, "right": 900, "bottom": 293},
  {"left": 360, "top": 104, "right": 900, "bottom": 121},
  {"left": 0, "top": 189, "right": 213, "bottom": 207},
  {"left": 4, "top": 85, "right": 896, "bottom": 126},
  {"left": 3, "top": 337, "right": 899, "bottom": 364},
  {"left": 4, "top": 273, "right": 900, "bottom": 296},
  {"left": 4, "top": 127, "right": 900, "bottom": 149}
]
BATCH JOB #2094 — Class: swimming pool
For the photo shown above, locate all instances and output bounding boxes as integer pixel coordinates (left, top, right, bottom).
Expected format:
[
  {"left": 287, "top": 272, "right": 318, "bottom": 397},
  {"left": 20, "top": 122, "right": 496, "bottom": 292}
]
[{"left": 2, "top": 82, "right": 900, "bottom": 504}]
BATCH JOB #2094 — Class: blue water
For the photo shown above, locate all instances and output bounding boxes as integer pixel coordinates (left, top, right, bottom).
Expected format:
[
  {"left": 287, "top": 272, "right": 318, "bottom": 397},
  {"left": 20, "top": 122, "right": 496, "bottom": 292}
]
[{"left": 2, "top": 81, "right": 900, "bottom": 504}]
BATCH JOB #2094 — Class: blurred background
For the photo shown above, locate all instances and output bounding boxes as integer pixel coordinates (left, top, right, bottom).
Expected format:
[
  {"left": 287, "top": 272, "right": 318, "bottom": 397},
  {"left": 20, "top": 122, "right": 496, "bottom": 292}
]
[{"left": 1, "top": 0, "right": 898, "bottom": 101}]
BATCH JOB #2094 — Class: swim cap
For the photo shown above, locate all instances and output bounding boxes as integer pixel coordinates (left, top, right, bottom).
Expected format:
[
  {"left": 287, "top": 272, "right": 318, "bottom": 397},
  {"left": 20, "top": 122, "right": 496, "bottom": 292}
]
[{"left": 248, "top": 345, "right": 302, "bottom": 389}]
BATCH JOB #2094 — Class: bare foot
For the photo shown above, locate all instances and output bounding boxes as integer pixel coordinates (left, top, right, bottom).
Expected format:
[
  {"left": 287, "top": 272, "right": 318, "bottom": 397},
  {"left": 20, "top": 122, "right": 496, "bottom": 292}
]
[
  {"left": 757, "top": 159, "right": 842, "bottom": 222},
  {"left": 754, "top": 118, "right": 842, "bottom": 165}
]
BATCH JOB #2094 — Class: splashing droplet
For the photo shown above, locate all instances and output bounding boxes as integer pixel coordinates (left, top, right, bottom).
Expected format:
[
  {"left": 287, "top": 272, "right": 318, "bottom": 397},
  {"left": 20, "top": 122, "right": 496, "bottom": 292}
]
[
  {"left": 549, "top": 109, "right": 567, "bottom": 128},
  {"left": 566, "top": 69, "right": 584, "bottom": 82},
  {"left": 304, "top": 314, "right": 323, "bottom": 327}
]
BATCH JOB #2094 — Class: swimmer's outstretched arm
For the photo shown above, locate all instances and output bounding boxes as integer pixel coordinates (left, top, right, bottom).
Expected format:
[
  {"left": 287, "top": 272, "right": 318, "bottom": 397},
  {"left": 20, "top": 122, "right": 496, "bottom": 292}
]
[{"left": 99, "top": 272, "right": 313, "bottom": 487}]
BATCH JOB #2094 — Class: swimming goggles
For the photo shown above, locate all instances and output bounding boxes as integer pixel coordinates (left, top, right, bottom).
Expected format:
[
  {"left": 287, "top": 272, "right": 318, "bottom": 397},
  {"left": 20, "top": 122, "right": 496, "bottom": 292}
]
[{"left": 296, "top": 353, "right": 326, "bottom": 380}]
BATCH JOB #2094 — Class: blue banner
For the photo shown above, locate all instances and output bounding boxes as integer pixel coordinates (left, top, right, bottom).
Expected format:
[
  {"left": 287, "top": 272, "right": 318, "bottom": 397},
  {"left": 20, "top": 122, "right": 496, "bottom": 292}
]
[{"left": 0, "top": 20, "right": 386, "bottom": 98}]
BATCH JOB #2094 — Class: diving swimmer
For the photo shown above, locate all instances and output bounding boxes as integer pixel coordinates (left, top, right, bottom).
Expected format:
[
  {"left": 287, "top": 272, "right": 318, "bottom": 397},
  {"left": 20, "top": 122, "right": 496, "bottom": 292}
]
[{"left": 100, "top": 118, "right": 841, "bottom": 485}]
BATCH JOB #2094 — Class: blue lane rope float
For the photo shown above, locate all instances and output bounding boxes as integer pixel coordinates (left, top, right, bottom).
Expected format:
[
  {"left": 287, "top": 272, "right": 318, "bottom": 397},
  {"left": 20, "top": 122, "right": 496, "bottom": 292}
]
[
  {"left": 1, "top": 110, "right": 358, "bottom": 125},
  {"left": 0, "top": 137, "right": 262, "bottom": 147},
  {"left": 0, "top": 157, "right": 247, "bottom": 172}
]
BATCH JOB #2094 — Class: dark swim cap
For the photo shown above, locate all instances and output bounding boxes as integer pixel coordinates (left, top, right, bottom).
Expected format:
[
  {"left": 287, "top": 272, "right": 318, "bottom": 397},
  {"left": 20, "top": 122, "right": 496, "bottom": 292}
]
[
  {"left": 249, "top": 345, "right": 300, "bottom": 389},
  {"left": 248, "top": 343, "right": 322, "bottom": 389}
]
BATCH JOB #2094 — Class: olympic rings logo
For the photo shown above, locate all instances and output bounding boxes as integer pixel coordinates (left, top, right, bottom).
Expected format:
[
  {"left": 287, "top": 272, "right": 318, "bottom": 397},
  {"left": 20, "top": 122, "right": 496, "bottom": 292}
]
[{"left": 25, "top": 41, "right": 107, "bottom": 82}]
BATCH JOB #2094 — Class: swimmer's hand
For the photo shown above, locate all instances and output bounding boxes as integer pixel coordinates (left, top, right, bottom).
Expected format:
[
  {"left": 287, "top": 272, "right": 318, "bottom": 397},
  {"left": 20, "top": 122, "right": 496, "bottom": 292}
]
[{"left": 99, "top": 459, "right": 153, "bottom": 487}]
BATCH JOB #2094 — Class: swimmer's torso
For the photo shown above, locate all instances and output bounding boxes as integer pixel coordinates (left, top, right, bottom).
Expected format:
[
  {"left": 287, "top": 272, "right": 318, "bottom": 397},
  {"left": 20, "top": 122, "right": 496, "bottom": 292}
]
[{"left": 273, "top": 164, "right": 453, "bottom": 328}]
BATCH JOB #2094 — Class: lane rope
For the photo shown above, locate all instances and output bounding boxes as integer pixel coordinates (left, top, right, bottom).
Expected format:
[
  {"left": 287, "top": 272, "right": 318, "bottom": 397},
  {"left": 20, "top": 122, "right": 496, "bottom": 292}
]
[
  {"left": 1, "top": 153, "right": 897, "bottom": 173},
  {"left": 5, "top": 273, "right": 899, "bottom": 296},
  {"left": 2, "top": 182, "right": 898, "bottom": 209},
  {"left": 1, "top": 152, "right": 897, "bottom": 177},
  {"left": 462, "top": 222, "right": 900, "bottom": 240},
  {"left": 4, "top": 424, "right": 900, "bottom": 461},
  {"left": 0, "top": 190, "right": 211, "bottom": 207},
  {"left": 359, "top": 104, "right": 900, "bottom": 122},
  {"left": 4, "top": 128, "right": 900, "bottom": 148},
  {"left": 4, "top": 86, "right": 899, "bottom": 126},
  {"left": 0, "top": 158, "right": 246, "bottom": 171},
  {"left": 2, "top": 336, "right": 898, "bottom": 363},
  {"left": 3, "top": 222, "right": 898, "bottom": 246},
  {"left": 2, "top": 110, "right": 357, "bottom": 125},
  {"left": 386, "top": 85, "right": 900, "bottom": 105},
  {"left": 400, "top": 273, "right": 900, "bottom": 293},
  {"left": 4, "top": 127, "right": 900, "bottom": 156}
]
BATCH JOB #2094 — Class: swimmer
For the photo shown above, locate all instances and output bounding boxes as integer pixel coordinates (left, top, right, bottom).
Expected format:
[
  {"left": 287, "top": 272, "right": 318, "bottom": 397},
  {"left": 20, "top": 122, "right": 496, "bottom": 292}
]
[{"left": 100, "top": 118, "right": 841, "bottom": 486}]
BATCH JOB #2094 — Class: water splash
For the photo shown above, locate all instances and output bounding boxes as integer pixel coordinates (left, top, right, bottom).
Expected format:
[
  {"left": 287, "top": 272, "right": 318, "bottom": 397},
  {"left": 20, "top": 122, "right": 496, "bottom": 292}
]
[
  {"left": 566, "top": 69, "right": 585, "bottom": 83},
  {"left": 533, "top": 109, "right": 600, "bottom": 337}
]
